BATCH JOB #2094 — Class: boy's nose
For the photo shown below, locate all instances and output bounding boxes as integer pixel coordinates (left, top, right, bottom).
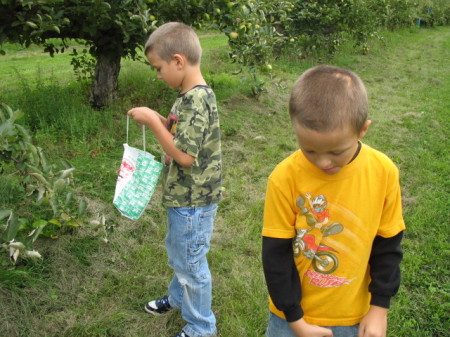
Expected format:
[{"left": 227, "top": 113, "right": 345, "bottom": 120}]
[{"left": 315, "top": 156, "right": 333, "bottom": 169}]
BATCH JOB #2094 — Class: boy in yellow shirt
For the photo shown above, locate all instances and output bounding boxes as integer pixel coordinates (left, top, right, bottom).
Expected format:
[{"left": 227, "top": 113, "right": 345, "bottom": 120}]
[{"left": 262, "top": 65, "right": 405, "bottom": 337}]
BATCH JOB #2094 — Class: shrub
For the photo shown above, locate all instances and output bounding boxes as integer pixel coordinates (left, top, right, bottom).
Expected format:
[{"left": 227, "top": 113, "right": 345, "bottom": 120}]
[{"left": 0, "top": 103, "right": 89, "bottom": 263}]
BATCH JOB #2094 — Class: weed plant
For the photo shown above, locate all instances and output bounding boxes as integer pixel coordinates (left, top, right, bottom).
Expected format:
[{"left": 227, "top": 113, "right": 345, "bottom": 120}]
[{"left": 0, "top": 27, "right": 449, "bottom": 336}]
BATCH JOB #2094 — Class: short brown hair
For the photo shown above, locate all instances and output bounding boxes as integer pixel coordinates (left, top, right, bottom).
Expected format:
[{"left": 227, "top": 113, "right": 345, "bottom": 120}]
[
  {"left": 289, "top": 65, "right": 368, "bottom": 134},
  {"left": 144, "top": 22, "right": 202, "bottom": 65}
]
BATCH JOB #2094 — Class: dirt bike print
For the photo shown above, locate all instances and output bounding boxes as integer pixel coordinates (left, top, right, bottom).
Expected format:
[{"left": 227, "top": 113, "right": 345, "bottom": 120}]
[{"left": 293, "top": 194, "right": 344, "bottom": 275}]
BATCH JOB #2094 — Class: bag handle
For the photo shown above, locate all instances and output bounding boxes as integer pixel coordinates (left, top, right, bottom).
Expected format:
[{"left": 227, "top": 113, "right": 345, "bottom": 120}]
[{"left": 126, "top": 115, "right": 146, "bottom": 152}]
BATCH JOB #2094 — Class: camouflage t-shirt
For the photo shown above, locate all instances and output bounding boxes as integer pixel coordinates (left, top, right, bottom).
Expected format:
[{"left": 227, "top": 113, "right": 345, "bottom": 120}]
[{"left": 162, "top": 85, "right": 222, "bottom": 207}]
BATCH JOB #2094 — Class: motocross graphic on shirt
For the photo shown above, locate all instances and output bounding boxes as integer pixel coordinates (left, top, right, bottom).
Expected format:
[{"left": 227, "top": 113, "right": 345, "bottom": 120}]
[
  {"left": 293, "top": 193, "right": 355, "bottom": 290},
  {"left": 293, "top": 193, "right": 343, "bottom": 275}
]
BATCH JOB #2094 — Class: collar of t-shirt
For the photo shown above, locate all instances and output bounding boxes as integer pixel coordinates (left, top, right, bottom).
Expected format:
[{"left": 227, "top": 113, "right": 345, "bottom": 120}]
[
  {"left": 178, "top": 84, "right": 210, "bottom": 97},
  {"left": 347, "top": 141, "right": 362, "bottom": 165}
]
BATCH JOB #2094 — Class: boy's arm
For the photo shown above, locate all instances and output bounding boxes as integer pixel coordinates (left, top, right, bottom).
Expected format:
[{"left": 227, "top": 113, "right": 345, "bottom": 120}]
[
  {"left": 128, "top": 107, "right": 194, "bottom": 167},
  {"left": 358, "top": 305, "right": 388, "bottom": 337},
  {"left": 358, "top": 231, "right": 404, "bottom": 337},
  {"left": 368, "top": 231, "right": 404, "bottom": 308},
  {"left": 262, "top": 236, "right": 303, "bottom": 322},
  {"left": 154, "top": 110, "right": 167, "bottom": 124},
  {"left": 262, "top": 241, "right": 334, "bottom": 337},
  {"left": 289, "top": 319, "right": 333, "bottom": 337}
]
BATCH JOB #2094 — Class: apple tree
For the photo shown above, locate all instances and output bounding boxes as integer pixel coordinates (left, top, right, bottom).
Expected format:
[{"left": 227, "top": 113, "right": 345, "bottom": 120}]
[{"left": 0, "top": 0, "right": 156, "bottom": 108}]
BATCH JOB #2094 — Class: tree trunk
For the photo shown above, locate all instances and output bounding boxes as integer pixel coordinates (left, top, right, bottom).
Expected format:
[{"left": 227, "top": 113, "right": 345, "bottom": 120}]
[{"left": 90, "top": 52, "right": 121, "bottom": 108}]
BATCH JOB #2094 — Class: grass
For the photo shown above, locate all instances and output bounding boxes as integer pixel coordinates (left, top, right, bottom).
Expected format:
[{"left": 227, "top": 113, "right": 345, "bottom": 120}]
[{"left": 1, "top": 26, "right": 449, "bottom": 336}]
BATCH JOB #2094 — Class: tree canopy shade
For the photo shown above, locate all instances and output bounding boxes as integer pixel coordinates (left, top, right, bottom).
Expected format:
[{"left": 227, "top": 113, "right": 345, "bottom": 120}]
[{"left": 0, "top": 0, "right": 156, "bottom": 107}]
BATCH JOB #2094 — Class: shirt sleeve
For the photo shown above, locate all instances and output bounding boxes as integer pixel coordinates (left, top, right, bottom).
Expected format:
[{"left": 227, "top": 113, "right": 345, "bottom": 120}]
[
  {"left": 173, "top": 92, "right": 208, "bottom": 158},
  {"left": 369, "top": 231, "right": 404, "bottom": 308},
  {"left": 262, "top": 173, "right": 297, "bottom": 239},
  {"left": 377, "top": 164, "right": 406, "bottom": 237},
  {"left": 262, "top": 236, "right": 303, "bottom": 322}
]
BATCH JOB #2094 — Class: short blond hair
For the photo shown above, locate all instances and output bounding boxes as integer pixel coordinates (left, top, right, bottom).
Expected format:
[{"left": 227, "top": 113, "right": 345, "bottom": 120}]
[
  {"left": 144, "top": 22, "right": 202, "bottom": 65},
  {"left": 289, "top": 65, "right": 368, "bottom": 134}
]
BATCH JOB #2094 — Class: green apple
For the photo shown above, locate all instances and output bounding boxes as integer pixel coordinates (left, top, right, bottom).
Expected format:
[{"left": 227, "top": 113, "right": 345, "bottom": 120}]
[{"left": 262, "top": 64, "right": 273, "bottom": 72}]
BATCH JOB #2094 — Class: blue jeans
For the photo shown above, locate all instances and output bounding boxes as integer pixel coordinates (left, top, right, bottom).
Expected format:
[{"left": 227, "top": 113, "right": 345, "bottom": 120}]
[
  {"left": 166, "top": 205, "right": 217, "bottom": 337},
  {"left": 266, "top": 312, "right": 359, "bottom": 337}
]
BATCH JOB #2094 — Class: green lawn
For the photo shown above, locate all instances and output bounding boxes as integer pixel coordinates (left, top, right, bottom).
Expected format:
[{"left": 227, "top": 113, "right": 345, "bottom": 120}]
[{"left": 0, "top": 26, "right": 449, "bottom": 336}]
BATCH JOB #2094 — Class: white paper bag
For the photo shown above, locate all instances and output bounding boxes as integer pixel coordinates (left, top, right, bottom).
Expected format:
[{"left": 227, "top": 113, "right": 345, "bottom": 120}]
[{"left": 113, "top": 119, "right": 162, "bottom": 220}]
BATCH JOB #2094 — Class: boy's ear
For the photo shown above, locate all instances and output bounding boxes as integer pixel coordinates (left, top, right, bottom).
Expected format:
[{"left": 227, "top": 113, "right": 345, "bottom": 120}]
[
  {"left": 358, "top": 120, "right": 372, "bottom": 139},
  {"left": 172, "top": 54, "right": 185, "bottom": 69}
]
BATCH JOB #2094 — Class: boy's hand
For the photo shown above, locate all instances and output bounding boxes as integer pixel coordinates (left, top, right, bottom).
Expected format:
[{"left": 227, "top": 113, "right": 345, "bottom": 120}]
[
  {"left": 127, "top": 107, "right": 160, "bottom": 126},
  {"left": 289, "top": 318, "right": 333, "bottom": 337},
  {"left": 127, "top": 106, "right": 194, "bottom": 167},
  {"left": 358, "top": 305, "right": 388, "bottom": 337}
]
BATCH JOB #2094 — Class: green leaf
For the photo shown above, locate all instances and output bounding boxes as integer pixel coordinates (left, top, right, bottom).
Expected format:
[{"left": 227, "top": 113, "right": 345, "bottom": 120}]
[
  {"left": 37, "top": 146, "right": 48, "bottom": 165},
  {"left": 12, "top": 108, "right": 24, "bottom": 122},
  {"left": 25, "top": 225, "right": 45, "bottom": 247},
  {"left": 48, "top": 218, "right": 62, "bottom": 227},
  {"left": 59, "top": 167, "right": 75, "bottom": 179},
  {"left": 30, "top": 30, "right": 41, "bottom": 38},
  {"left": 28, "top": 145, "right": 40, "bottom": 164},
  {"left": 0, "top": 106, "right": 6, "bottom": 122},
  {"left": 61, "top": 159, "right": 73, "bottom": 170},
  {"left": 32, "top": 219, "right": 48, "bottom": 229},
  {"left": 78, "top": 199, "right": 87, "bottom": 217},
  {"left": 102, "top": 2, "right": 112, "bottom": 10},
  {"left": 1, "top": 103, "right": 13, "bottom": 119},
  {"left": 15, "top": 124, "right": 32, "bottom": 142},
  {"left": 53, "top": 178, "right": 67, "bottom": 193},
  {"left": 36, "top": 187, "right": 46, "bottom": 203},
  {"left": 29, "top": 172, "right": 52, "bottom": 189},
  {"left": 25, "top": 21, "right": 38, "bottom": 29},
  {"left": 1, "top": 212, "right": 19, "bottom": 242},
  {"left": 51, "top": 25, "right": 60, "bottom": 34},
  {"left": 27, "top": 164, "right": 44, "bottom": 176},
  {"left": 49, "top": 197, "right": 58, "bottom": 215},
  {"left": 0, "top": 209, "right": 12, "bottom": 221},
  {"left": 66, "top": 220, "right": 81, "bottom": 227},
  {"left": 64, "top": 192, "right": 73, "bottom": 206}
]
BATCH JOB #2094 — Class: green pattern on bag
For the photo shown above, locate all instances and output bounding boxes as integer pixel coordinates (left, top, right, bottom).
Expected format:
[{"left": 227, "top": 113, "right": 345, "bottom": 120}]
[{"left": 113, "top": 151, "right": 162, "bottom": 221}]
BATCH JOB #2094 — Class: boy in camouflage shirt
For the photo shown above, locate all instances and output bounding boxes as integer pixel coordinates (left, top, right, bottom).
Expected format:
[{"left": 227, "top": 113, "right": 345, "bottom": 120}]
[{"left": 128, "top": 22, "right": 222, "bottom": 337}]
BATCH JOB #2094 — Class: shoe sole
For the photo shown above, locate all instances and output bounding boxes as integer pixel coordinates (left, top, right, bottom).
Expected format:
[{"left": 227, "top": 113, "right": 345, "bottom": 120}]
[{"left": 144, "top": 303, "right": 162, "bottom": 316}]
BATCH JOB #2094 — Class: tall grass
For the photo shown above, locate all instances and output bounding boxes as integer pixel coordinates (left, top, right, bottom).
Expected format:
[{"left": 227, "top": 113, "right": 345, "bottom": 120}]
[{"left": 1, "top": 26, "right": 449, "bottom": 336}]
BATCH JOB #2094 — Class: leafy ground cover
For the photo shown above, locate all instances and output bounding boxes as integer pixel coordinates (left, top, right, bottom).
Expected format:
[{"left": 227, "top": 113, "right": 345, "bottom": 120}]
[{"left": 1, "top": 27, "right": 449, "bottom": 336}]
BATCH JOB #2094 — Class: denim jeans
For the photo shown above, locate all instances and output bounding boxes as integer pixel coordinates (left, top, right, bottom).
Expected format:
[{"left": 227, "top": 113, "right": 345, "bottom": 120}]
[
  {"left": 266, "top": 312, "right": 359, "bottom": 337},
  {"left": 166, "top": 205, "right": 217, "bottom": 337}
]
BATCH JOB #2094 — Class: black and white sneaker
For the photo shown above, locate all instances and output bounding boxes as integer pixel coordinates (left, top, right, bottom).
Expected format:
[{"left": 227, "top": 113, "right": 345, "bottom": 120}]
[
  {"left": 144, "top": 295, "right": 172, "bottom": 315},
  {"left": 172, "top": 332, "right": 190, "bottom": 337}
]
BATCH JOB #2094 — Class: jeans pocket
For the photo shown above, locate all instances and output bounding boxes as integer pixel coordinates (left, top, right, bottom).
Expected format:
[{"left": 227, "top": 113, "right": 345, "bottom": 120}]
[
  {"left": 187, "top": 206, "right": 216, "bottom": 275},
  {"left": 188, "top": 235, "right": 206, "bottom": 274},
  {"left": 171, "top": 206, "right": 195, "bottom": 218}
]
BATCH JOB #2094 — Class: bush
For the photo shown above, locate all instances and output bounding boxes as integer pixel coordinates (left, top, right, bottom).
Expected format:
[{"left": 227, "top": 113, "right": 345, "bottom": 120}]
[
  {"left": 0, "top": 103, "right": 89, "bottom": 263},
  {"left": 210, "top": 0, "right": 449, "bottom": 69},
  {"left": 416, "top": 0, "right": 450, "bottom": 26}
]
